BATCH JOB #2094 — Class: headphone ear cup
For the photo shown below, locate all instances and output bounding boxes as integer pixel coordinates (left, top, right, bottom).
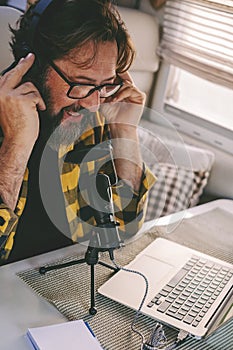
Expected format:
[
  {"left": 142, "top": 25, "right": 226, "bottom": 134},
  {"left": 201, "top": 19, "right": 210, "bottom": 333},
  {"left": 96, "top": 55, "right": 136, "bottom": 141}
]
[
  {"left": 1, "top": 43, "right": 31, "bottom": 76},
  {"left": 18, "top": 44, "right": 31, "bottom": 59},
  {"left": 2, "top": 0, "right": 56, "bottom": 76}
]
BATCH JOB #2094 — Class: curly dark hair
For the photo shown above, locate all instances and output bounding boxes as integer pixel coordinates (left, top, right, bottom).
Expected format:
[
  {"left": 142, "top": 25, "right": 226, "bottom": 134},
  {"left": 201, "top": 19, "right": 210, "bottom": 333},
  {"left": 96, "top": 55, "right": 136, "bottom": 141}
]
[{"left": 10, "top": 0, "right": 135, "bottom": 75}]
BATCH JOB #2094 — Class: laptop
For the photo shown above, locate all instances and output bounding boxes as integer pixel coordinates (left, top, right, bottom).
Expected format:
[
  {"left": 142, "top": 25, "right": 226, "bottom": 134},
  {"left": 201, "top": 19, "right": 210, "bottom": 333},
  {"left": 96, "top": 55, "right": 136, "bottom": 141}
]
[{"left": 98, "top": 237, "right": 233, "bottom": 338}]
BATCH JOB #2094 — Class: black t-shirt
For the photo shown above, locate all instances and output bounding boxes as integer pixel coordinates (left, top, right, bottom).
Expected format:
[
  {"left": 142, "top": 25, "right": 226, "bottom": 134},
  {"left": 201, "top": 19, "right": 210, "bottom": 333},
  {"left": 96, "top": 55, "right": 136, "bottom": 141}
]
[{"left": 6, "top": 137, "right": 73, "bottom": 264}]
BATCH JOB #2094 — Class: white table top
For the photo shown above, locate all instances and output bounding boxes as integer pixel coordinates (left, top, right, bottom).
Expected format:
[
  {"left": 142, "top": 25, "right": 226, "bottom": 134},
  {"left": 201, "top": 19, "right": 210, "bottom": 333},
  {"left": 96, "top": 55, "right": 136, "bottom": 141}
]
[{"left": 1, "top": 199, "right": 233, "bottom": 350}]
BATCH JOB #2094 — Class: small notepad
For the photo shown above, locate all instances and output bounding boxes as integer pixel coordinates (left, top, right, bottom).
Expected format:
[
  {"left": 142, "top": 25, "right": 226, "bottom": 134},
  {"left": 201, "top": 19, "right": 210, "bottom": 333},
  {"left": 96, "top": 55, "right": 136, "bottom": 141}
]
[{"left": 26, "top": 319, "right": 103, "bottom": 350}]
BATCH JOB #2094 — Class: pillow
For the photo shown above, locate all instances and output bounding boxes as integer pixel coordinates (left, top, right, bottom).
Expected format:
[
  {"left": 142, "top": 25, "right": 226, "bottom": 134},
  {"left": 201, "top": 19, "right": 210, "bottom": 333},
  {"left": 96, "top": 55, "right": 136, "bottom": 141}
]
[
  {"left": 138, "top": 124, "right": 215, "bottom": 221},
  {"left": 145, "top": 163, "right": 210, "bottom": 221}
]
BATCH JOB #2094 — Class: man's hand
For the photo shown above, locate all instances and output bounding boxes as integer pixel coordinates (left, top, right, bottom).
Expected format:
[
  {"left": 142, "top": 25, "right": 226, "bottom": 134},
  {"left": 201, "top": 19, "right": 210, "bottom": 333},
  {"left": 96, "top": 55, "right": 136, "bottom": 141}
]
[
  {"left": 101, "top": 71, "right": 146, "bottom": 129},
  {"left": 0, "top": 53, "right": 46, "bottom": 210},
  {"left": 0, "top": 53, "right": 46, "bottom": 146},
  {"left": 100, "top": 71, "right": 145, "bottom": 192}
]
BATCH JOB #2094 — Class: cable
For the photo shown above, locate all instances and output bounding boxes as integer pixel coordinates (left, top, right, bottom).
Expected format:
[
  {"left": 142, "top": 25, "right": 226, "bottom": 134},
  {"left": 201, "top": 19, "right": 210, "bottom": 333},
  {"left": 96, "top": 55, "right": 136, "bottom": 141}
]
[
  {"left": 111, "top": 259, "right": 189, "bottom": 350},
  {"left": 142, "top": 322, "right": 167, "bottom": 349},
  {"left": 112, "top": 259, "right": 149, "bottom": 344}
]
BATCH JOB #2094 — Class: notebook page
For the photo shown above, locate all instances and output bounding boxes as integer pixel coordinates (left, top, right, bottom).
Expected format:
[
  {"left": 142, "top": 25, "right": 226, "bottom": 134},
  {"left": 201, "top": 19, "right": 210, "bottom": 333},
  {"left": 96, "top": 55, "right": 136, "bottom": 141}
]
[{"left": 26, "top": 319, "right": 103, "bottom": 350}]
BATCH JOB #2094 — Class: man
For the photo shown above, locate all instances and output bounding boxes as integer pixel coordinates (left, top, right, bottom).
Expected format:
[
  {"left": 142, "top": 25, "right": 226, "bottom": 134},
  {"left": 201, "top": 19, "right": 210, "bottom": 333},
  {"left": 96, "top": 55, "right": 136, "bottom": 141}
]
[{"left": 0, "top": 0, "right": 155, "bottom": 264}]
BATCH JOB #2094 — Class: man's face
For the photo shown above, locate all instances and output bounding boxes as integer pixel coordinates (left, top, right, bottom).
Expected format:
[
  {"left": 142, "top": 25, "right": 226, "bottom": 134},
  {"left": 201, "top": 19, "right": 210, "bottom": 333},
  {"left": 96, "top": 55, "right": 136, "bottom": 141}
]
[{"left": 41, "top": 40, "right": 118, "bottom": 147}]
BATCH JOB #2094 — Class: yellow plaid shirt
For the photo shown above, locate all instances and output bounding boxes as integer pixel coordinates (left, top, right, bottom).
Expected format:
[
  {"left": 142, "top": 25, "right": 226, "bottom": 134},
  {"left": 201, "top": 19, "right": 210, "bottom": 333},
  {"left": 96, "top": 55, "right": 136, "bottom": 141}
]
[{"left": 0, "top": 114, "right": 155, "bottom": 261}]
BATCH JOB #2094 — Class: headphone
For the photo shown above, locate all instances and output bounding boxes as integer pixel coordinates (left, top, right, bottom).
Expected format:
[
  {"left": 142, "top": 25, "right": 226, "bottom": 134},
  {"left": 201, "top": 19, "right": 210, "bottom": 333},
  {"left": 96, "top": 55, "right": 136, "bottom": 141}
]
[
  {"left": 2, "top": 0, "right": 59, "bottom": 74},
  {"left": 23, "top": 0, "right": 55, "bottom": 53}
]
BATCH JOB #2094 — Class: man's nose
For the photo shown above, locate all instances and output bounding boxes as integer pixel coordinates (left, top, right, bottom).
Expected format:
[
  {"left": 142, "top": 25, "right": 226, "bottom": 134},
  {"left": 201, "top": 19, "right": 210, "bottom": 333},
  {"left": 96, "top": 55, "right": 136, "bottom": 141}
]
[{"left": 80, "top": 90, "right": 101, "bottom": 113}]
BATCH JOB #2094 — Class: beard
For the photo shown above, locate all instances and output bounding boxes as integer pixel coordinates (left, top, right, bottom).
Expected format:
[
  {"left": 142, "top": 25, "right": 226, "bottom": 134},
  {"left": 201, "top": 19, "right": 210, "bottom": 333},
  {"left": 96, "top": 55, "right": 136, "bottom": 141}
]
[
  {"left": 38, "top": 78, "right": 95, "bottom": 151},
  {"left": 44, "top": 109, "right": 93, "bottom": 151}
]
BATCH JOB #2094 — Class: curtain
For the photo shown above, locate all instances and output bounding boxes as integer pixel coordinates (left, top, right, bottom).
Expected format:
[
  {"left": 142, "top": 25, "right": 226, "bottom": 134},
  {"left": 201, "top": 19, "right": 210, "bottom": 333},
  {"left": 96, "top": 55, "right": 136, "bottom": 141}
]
[{"left": 157, "top": 0, "right": 233, "bottom": 88}]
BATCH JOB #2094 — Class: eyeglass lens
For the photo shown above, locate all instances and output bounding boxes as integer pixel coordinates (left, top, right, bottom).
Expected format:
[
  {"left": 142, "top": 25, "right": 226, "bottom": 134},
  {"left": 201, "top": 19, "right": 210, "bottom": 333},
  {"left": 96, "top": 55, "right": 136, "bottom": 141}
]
[{"left": 68, "top": 83, "right": 122, "bottom": 99}]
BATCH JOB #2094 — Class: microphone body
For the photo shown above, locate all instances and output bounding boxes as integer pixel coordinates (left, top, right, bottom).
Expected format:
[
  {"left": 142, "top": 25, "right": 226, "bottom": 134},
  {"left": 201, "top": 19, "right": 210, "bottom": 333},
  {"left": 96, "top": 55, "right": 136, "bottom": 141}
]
[
  {"left": 88, "top": 173, "right": 123, "bottom": 252},
  {"left": 64, "top": 140, "right": 123, "bottom": 256}
]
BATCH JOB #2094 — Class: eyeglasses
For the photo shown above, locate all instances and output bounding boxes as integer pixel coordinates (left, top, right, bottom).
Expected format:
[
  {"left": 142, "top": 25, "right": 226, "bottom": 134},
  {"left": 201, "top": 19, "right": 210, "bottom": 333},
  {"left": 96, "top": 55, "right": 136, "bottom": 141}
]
[{"left": 49, "top": 60, "right": 123, "bottom": 99}]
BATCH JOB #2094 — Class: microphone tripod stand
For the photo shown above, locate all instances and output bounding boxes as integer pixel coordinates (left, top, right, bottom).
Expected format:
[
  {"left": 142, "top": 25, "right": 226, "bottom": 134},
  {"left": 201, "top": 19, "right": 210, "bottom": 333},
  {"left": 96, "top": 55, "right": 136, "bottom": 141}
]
[{"left": 39, "top": 173, "right": 123, "bottom": 315}]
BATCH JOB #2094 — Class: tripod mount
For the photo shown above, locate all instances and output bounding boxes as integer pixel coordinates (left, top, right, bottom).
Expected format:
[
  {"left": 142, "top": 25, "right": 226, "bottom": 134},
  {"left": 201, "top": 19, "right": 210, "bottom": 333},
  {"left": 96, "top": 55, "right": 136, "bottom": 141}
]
[{"left": 39, "top": 170, "right": 123, "bottom": 315}]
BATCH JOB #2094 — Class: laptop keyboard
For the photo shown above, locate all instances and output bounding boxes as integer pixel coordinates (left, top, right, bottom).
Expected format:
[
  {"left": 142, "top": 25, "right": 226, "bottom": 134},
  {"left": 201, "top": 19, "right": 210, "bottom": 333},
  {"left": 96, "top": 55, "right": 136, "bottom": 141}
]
[{"left": 147, "top": 255, "right": 233, "bottom": 327}]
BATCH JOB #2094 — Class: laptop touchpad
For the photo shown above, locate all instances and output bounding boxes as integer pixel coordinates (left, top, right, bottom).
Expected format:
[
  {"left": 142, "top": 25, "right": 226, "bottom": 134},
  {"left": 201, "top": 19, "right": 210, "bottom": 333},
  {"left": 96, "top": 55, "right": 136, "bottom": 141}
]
[{"left": 99, "top": 255, "right": 174, "bottom": 307}]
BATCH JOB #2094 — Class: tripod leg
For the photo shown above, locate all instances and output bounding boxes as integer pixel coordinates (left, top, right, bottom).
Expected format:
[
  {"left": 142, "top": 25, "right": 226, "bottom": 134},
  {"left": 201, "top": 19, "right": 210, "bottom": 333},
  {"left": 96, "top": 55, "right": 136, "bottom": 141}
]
[
  {"left": 39, "top": 258, "right": 86, "bottom": 274},
  {"left": 98, "top": 260, "right": 119, "bottom": 272},
  {"left": 89, "top": 264, "right": 97, "bottom": 315}
]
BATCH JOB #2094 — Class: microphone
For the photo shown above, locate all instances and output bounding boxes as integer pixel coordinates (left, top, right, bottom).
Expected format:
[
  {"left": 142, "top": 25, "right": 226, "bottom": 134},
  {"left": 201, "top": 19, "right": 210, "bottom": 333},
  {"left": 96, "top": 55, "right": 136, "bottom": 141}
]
[
  {"left": 64, "top": 143, "right": 111, "bottom": 164},
  {"left": 64, "top": 140, "right": 118, "bottom": 186},
  {"left": 88, "top": 173, "right": 123, "bottom": 256},
  {"left": 64, "top": 139, "right": 123, "bottom": 256}
]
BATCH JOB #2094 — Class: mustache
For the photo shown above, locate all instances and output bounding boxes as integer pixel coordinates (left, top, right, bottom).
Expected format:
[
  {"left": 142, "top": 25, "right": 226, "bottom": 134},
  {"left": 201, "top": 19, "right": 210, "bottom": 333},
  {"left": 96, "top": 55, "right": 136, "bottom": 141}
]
[
  {"left": 41, "top": 104, "right": 86, "bottom": 131},
  {"left": 63, "top": 104, "right": 85, "bottom": 114},
  {"left": 46, "top": 110, "right": 95, "bottom": 151}
]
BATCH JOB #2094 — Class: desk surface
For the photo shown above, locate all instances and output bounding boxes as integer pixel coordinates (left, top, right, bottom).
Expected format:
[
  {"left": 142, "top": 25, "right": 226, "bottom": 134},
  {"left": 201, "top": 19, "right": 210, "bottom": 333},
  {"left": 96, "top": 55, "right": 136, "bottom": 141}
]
[{"left": 1, "top": 199, "right": 233, "bottom": 350}]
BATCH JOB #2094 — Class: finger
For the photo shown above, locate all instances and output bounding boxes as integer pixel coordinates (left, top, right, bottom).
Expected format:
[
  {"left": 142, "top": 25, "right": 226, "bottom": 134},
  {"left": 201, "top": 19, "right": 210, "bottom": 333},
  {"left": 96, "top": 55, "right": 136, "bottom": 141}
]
[
  {"left": 14, "top": 84, "right": 46, "bottom": 111},
  {"left": 14, "top": 80, "right": 46, "bottom": 111},
  {"left": 28, "top": 91, "right": 46, "bottom": 111},
  {"left": 112, "top": 86, "right": 132, "bottom": 101},
  {"left": 118, "top": 71, "right": 134, "bottom": 85},
  {"left": 15, "top": 81, "right": 37, "bottom": 93},
  {"left": 112, "top": 86, "right": 143, "bottom": 103},
  {"left": 1, "top": 53, "right": 35, "bottom": 89},
  {"left": 23, "top": 91, "right": 46, "bottom": 111}
]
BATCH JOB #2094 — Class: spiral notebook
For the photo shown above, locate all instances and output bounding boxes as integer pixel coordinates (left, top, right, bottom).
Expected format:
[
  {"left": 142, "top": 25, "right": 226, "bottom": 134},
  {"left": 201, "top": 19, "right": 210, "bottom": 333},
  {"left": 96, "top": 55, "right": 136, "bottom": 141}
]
[{"left": 26, "top": 319, "right": 103, "bottom": 350}]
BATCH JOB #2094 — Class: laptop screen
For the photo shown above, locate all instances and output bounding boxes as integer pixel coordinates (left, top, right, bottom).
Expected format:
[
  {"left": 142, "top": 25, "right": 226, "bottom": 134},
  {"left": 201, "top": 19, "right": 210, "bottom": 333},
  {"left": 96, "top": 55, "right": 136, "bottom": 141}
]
[{"left": 206, "top": 294, "right": 233, "bottom": 337}]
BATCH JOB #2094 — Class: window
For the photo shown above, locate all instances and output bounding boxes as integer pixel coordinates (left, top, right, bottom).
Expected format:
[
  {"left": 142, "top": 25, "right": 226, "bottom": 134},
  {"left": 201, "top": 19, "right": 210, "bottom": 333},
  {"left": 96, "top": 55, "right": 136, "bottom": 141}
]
[
  {"left": 150, "top": 62, "right": 233, "bottom": 155},
  {"left": 165, "top": 66, "right": 233, "bottom": 132},
  {"left": 150, "top": 0, "right": 233, "bottom": 155}
]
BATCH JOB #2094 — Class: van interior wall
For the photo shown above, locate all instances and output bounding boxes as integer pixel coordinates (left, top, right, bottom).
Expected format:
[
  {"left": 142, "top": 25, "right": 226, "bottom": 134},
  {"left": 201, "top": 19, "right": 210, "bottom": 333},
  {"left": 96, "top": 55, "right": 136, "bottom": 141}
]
[
  {"left": 147, "top": 56, "right": 233, "bottom": 202},
  {"left": 117, "top": 0, "right": 233, "bottom": 203},
  {"left": 141, "top": 113, "right": 233, "bottom": 203},
  {"left": 120, "top": 1, "right": 232, "bottom": 203}
]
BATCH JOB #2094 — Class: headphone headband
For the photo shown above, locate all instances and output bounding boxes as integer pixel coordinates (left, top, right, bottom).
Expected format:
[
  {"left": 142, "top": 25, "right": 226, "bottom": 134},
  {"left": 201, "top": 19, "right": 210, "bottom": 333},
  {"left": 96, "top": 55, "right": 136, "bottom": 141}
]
[
  {"left": 27, "top": 0, "right": 57, "bottom": 49},
  {"left": 2, "top": 0, "right": 62, "bottom": 75}
]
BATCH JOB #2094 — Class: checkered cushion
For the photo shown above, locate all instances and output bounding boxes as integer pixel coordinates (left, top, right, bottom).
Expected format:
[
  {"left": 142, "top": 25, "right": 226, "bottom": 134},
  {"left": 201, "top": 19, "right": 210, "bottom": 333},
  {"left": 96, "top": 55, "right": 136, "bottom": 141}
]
[
  {"left": 138, "top": 124, "right": 214, "bottom": 221},
  {"left": 145, "top": 163, "right": 210, "bottom": 221}
]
